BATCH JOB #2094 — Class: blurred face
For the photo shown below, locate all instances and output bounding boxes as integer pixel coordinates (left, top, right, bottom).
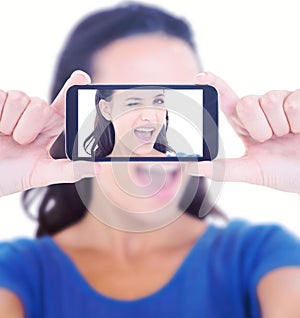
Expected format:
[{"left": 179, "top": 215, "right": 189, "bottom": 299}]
[
  {"left": 89, "top": 33, "right": 201, "bottom": 225},
  {"left": 99, "top": 89, "right": 167, "bottom": 156}
]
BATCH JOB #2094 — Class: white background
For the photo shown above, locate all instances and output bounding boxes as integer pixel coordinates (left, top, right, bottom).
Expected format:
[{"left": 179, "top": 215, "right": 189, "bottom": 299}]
[{"left": 0, "top": 0, "right": 299, "bottom": 239}]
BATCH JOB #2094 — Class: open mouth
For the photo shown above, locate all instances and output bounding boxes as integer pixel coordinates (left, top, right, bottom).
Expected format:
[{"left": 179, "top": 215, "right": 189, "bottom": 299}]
[
  {"left": 136, "top": 164, "right": 179, "bottom": 183},
  {"left": 134, "top": 127, "right": 155, "bottom": 142},
  {"left": 133, "top": 163, "right": 182, "bottom": 196}
]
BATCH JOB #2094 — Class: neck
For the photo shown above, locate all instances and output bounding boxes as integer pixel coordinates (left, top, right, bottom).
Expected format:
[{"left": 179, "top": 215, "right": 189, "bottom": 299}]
[
  {"left": 56, "top": 172, "right": 207, "bottom": 259},
  {"left": 63, "top": 211, "right": 206, "bottom": 260}
]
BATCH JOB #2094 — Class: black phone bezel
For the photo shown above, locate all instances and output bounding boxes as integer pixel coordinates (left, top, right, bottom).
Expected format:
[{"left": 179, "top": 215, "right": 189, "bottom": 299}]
[{"left": 66, "top": 84, "right": 218, "bottom": 162}]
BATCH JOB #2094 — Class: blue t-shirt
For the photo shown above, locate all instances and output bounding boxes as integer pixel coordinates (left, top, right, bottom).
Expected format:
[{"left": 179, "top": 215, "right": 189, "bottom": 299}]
[{"left": 1, "top": 220, "right": 300, "bottom": 318}]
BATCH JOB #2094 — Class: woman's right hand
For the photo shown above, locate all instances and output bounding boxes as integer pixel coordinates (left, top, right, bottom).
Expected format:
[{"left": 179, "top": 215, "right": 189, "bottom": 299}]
[{"left": 0, "top": 71, "right": 97, "bottom": 197}]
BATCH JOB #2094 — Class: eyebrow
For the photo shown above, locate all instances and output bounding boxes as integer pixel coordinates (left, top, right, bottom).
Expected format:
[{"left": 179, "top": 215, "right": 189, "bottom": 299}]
[
  {"left": 153, "top": 94, "right": 165, "bottom": 98},
  {"left": 125, "top": 94, "right": 165, "bottom": 101},
  {"left": 126, "top": 97, "right": 143, "bottom": 101}
]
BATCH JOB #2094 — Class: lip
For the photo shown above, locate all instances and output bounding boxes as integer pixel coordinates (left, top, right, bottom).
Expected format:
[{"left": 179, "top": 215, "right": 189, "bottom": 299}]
[{"left": 133, "top": 163, "right": 182, "bottom": 201}]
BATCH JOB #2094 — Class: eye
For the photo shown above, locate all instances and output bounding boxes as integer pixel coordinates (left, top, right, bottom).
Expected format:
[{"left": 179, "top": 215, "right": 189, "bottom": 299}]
[
  {"left": 153, "top": 98, "right": 165, "bottom": 105},
  {"left": 126, "top": 101, "right": 141, "bottom": 107}
]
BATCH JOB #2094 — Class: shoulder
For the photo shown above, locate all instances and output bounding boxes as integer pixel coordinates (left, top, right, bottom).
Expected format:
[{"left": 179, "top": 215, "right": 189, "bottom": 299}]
[
  {"left": 226, "top": 221, "right": 300, "bottom": 317},
  {"left": 0, "top": 236, "right": 48, "bottom": 264},
  {"left": 232, "top": 220, "right": 300, "bottom": 255},
  {"left": 205, "top": 219, "right": 300, "bottom": 282},
  {"left": 166, "top": 151, "right": 200, "bottom": 157},
  {"left": 0, "top": 236, "right": 51, "bottom": 317},
  {"left": 0, "top": 236, "right": 59, "bottom": 284},
  {"left": 208, "top": 219, "right": 300, "bottom": 249},
  {"left": 0, "top": 236, "right": 49, "bottom": 287},
  {"left": 206, "top": 220, "right": 300, "bottom": 316}
]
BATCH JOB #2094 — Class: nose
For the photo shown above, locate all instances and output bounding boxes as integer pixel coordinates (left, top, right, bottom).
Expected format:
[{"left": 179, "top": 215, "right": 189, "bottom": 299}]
[{"left": 140, "top": 107, "right": 157, "bottom": 121}]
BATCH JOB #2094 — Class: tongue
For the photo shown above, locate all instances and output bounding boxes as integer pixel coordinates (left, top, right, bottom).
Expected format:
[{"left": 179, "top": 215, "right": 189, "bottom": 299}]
[
  {"left": 135, "top": 165, "right": 174, "bottom": 188},
  {"left": 134, "top": 130, "right": 152, "bottom": 141},
  {"left": 136, "top": 167, "right": 179, "bottom": 199}
]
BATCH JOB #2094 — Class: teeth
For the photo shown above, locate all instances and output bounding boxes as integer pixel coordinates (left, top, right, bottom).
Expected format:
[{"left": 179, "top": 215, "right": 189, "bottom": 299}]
[{"left": 135, "top": 128, "right": 154, "bottom": 132}]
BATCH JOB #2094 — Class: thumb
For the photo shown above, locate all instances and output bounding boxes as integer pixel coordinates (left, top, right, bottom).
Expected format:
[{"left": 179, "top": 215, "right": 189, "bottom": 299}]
[
  {"left": 51, "top": 70, "right": 91, "bottom": 116},
  {"left": 34, "top": 159, "right": 101, "bottom": 187},
  {"left": 186, "top": 157, "right": 256, "bottom": 184},
  {"left": 196, "top": 72, "right": 239, "bottom": 119}
]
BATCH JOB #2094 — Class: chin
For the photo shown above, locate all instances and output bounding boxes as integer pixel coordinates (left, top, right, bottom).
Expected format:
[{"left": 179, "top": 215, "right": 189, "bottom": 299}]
[{"left": 132, "top": 144, "right": 158, "bottom": 156}]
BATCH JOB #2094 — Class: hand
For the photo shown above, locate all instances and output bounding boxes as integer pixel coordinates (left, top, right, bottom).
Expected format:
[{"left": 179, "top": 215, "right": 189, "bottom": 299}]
[
  {"left": 187, "top": 72, "right": 300, "bottom": 194},
  {"left": 0, "top": 71, "right": 97, "bottom": 197}
]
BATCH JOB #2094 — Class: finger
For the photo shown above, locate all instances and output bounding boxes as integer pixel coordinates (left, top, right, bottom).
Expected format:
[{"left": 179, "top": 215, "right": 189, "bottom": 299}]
[
  {"left": 35, "top": 159, "right": 101, "bottom": 186},
  {"left": 0, "top": 90, "right": 7, "bottom": 120},
  {"left": 13, "top": 97, "right": 50, "bottom": 144},
  {"left": 186, "top": 157, "right": 258, "bottom": 184},
  {"left": 259, "top": 90, "right": 290, "bottom": 136},
  {"left": 236, "top": 95, "right": 273, "bottom": 142},
  {"left": 51, "top": 70, "right": 91, "bottom": 117},
  {"left": 0, "top": 90, "right": 30, "bottom": 135},
  {"left": 283, "top": 89, "right": 300, "bottom": 133},
  {"left": 195, "top": 71, "right": 239, "bottom": 118}
]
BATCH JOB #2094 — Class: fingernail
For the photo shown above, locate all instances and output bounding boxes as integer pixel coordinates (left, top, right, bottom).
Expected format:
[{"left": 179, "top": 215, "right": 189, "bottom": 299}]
[
  {"left": 71, "top": 70, "right": 91, "bottom": 83},
  {"left": 196, "top": 72, "right": 208, "bottom": 77}
]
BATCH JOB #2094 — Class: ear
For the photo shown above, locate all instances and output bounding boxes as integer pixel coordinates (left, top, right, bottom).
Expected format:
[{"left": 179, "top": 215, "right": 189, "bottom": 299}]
[{"left": 98, "top": 99, "right": 112, "bottom": 120}]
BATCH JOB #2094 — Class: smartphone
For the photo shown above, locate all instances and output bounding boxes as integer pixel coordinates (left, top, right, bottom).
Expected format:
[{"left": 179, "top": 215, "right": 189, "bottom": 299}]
[{"left": 66, "top": 84, "right": 218, "bottom": 161}]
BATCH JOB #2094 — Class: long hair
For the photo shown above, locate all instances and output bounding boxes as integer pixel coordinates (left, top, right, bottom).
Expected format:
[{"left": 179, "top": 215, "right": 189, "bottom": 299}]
[
  {"left": 83, "top": 89, "right": 174, "bottom": 158},
  {"left": 22, "top": 2, "right": 224, "bottom": 237}
]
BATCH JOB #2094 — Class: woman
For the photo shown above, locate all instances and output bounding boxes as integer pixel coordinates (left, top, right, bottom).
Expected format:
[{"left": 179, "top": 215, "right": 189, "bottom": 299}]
[
  {"left": 0, "top": 3, "right": 300, "bottom": 317},
  {"left": 83, "top": 87, "right": 174, "bottom": 158}
]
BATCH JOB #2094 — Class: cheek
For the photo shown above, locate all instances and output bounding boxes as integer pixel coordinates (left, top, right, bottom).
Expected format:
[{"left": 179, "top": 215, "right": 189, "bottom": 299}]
[
  {"left": 158, "top": 109, "right": 167, "bottom": 124},
  {"left": 112, "top": 111, "right": 136, "bottom": 135},
  {"left": 154, "top": 110, "right": 167, "bottom": 131}
]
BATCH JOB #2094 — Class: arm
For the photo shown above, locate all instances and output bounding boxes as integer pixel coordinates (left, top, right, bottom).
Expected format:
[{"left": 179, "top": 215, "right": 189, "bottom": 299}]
[
  {"left": 258, "top": 268, "right": 300, "bottom": 318},
  {"left": 0, "top": 289, "right": 24, "bottom": 318}
]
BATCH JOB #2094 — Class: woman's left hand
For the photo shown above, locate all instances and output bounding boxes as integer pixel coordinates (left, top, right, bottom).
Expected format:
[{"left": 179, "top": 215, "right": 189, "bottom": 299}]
[{"left": 187, "top": 72, "right": 300, "bottom": 194}]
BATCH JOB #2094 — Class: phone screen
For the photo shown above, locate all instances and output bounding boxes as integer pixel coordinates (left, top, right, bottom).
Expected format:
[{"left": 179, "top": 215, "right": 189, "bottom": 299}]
[{"left": 66, "top": 84, "right": 218, "bottom": 161}]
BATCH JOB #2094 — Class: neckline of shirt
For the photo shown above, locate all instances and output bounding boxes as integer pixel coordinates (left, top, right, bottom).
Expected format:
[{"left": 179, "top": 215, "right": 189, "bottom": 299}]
[{"left": 42, "top": 223, "right": 218, "bottom": 305}]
